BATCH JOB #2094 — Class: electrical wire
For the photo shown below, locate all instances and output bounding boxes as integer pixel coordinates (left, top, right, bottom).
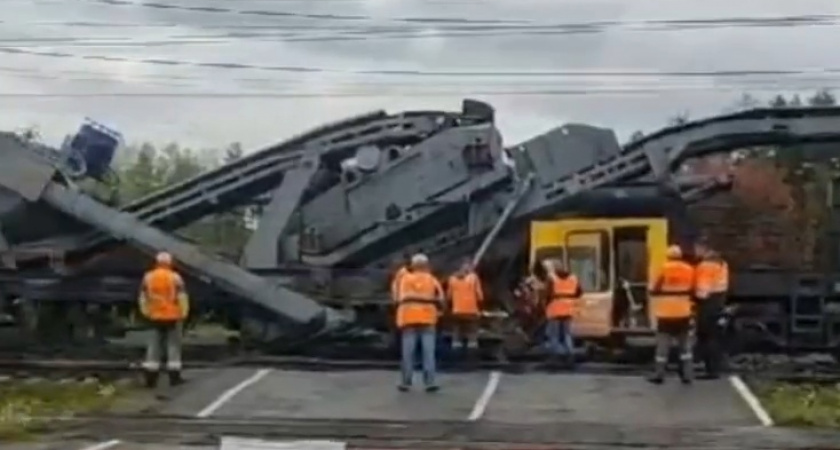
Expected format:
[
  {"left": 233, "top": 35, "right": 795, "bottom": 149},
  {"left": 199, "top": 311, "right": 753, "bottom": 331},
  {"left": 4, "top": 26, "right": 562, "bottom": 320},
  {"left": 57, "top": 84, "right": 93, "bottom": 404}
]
[
  {"left": 1, "top": 82, "right": 838, "bottom": 99},
  {"left": 3, "top": 14, "right": 840, "bottom": 48},
  {"left": 74, "top": 0, "right": 840, "bottom": 28},
  {"left": 2, "top": 46, "right": 840, "bottom": 78}
]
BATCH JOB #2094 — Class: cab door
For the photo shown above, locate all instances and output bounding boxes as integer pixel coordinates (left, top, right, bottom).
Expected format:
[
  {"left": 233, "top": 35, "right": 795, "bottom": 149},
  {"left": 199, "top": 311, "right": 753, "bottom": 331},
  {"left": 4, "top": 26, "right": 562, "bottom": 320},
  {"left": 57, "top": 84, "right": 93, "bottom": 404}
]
[{"left": 564, "top": 228, "right": 613, "bottom": 338}]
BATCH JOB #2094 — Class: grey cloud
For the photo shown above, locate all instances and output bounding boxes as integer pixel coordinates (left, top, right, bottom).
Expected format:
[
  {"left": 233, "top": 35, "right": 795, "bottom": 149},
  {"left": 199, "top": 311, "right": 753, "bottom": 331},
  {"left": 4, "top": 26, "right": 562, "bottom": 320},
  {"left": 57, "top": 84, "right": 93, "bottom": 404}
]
[{"left": 2, "top": 0, "right": 840, "bottom": 151}]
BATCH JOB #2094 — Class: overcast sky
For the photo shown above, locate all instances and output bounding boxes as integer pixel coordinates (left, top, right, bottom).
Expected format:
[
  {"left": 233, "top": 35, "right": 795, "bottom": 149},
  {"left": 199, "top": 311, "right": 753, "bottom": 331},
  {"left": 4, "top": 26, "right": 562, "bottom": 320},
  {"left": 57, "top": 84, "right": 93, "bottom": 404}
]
[{"left": 3, "top": 0, "right": 840, "bottom": 152}]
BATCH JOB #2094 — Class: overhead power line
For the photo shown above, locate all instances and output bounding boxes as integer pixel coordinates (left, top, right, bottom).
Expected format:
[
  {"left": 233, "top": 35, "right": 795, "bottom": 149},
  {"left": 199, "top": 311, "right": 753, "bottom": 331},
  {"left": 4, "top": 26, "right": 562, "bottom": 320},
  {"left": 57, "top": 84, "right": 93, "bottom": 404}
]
[
  {"left": 2, "top": 46, "right": 839, "bottom": 79},
  {"left": 77, "top": 0, "right": 840, "bottom": 29},
  {"left": 1, "top": 83, "right": 838, "bottom": 99}
]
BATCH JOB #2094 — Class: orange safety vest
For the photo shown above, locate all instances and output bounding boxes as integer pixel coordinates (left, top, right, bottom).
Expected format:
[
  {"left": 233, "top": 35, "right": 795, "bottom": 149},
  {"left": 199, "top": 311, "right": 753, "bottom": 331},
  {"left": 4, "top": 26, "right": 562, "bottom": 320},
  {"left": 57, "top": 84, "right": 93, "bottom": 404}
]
[
  {"left": 143, "top": 267, "right": 183, "bottom": 322},
  {"left": 546, "top": 274, "right": 580, "bottom": 319},
  {"left": 396, "top": 271, "right": 443, "bottom": 328},
  {"left": 650, "top": 260, "right": 695, "bottom": 319},
  {"left": 695, "top": 260, "right": 729, "bottom": 298},
  {"left": 695, "top": 260, "right": 717, "bottom": 299},
  {"left": 391, "top": 266, "right": 410, "bottom": 301},
  {"left": 447, "top": 272, "right": 483, "bottom": 315}
]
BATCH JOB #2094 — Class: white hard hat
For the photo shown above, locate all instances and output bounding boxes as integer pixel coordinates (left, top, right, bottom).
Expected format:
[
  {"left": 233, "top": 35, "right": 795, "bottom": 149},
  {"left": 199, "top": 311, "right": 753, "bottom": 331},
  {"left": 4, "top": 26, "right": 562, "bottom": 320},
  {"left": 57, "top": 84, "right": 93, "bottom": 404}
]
[
  {"left": 410, "top": 253, "right": 429, "bottom": 265},
  {"left": 156, "top": 251, "right": 173, "bottom": 265},
  {"left": 666, "top": 245, "right": 682, "bottom": 259}
]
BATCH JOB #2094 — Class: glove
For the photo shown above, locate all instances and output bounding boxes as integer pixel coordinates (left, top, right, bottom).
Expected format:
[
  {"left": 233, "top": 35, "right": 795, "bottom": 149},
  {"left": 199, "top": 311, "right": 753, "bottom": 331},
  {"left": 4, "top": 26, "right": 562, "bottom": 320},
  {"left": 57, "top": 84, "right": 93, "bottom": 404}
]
[
  {"left": 137, "top": 293, "right": 149, "bottom": 318},
  {"left": 177, "top": 293, "right": 190, "bottom": 319}
]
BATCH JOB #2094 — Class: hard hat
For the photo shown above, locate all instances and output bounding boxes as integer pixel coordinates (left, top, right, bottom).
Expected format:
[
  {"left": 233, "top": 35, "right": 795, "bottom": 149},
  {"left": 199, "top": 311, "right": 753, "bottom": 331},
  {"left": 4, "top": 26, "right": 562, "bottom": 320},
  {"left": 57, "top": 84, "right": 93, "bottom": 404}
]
[
  {"left": 410, "top": 253, "right": 429, "bottom": 266},
  {"left": 665, "top": 245, "right": 682, "bottom": 259},
  {"left": 156, "top": 251, "right": 173, "bottom": 265}
]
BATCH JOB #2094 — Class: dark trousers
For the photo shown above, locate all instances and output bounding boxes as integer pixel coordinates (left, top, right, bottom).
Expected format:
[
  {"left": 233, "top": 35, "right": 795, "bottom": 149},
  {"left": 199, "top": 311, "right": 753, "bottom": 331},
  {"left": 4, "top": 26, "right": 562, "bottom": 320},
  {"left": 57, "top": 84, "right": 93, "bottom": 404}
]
[
  {"left": 450, "top": 314, "right": 479, "bottom": 349},
  {"left": 696, "top": 294, "right": 726, "bottom": 376}
]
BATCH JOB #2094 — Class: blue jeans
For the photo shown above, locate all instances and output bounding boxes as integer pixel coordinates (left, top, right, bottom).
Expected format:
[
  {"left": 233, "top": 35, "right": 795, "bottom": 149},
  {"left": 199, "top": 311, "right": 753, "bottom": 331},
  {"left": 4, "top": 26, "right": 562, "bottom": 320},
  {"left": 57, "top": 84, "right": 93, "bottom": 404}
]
[
  {"left": 545, "top": 318, "right": 573, "bottom": 355},
  {"left": 400, "top": 325, "right": 437, "bottom": 387}
]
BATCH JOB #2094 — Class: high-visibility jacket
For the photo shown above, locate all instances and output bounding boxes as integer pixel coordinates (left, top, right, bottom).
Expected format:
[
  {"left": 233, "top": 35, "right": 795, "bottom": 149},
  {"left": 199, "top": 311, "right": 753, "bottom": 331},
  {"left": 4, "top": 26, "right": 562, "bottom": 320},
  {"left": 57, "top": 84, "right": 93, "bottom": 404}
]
[
  {"left": 649, "top": 260, "right": 695, "bottom": 319},
  {"left": 396, "top": 271, "right": 443, "bottom": 328},
  {"left": 391, "top": 266, "right": 410, "bottom": 301},
  {"left": 140, "top": 266, "right": 189, "bottom": 322},
  {"left": 447, "top": 272, "right": 484, "bottom": 315},
  {"left": 546, "top": 274, "right": 581, "bottom": 319},
  {"left": 695, "top": 259, "right": 729, "bottom": 298}
]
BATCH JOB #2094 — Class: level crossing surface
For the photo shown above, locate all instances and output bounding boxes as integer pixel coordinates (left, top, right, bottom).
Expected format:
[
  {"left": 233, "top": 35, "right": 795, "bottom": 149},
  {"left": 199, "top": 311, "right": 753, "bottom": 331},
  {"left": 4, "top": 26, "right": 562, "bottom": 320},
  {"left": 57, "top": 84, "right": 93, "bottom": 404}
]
[
  {"left": 72, "top": 367, "right": 817, "bottom": 450},
  {"left": 163, "top": 368, "right": 757, "bottom": 424}
]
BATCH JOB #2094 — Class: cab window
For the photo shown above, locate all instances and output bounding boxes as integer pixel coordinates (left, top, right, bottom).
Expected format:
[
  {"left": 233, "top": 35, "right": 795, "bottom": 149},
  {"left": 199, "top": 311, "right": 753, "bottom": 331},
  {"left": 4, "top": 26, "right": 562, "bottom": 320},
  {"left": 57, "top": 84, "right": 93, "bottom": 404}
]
[
  {"left": 565, "top": 230, "right": 611, "bottom": 292},
  {"left": 568, "top": 245, "right": 599, "bottom": 292}
]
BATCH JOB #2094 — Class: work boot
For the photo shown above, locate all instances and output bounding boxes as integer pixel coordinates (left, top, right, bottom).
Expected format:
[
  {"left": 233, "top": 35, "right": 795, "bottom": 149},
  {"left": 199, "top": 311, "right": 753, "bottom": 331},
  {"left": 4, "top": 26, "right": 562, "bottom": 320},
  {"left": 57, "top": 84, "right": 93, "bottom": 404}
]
[
  {"left": 647, "top": 363, "right": 665, "bottom": 385},
  {"left": 564, "top": 353, "right": 576, "bottom": 369},
  {"left": 680, "top": 360, "right": 694, "bottom": 385},
  {"left": 168, "top": 371, "right": 185, "bottom": 387},
  {"left": 546, "top": 354, "right": 561, "bottom": 372},
  {"left": 143, "top": 371, "right": 159, "bottom": 389}
]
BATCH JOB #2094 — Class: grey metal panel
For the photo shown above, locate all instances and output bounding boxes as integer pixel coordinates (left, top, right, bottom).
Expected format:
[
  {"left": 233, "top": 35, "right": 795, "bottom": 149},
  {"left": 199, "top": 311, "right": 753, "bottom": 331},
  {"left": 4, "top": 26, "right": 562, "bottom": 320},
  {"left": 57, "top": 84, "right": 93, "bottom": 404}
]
[
  {"left": 13, "top": 109, "right": 464, "bottom": 264},
  {"left": 514, "top": 124, "right": 621, "bottom": 188},
  {"left": 299, "top": 125, "right": 485, "bottom": 253},
  {"left": 0, "top": 133, "right": 55, "bottom": 201},
  {"left": 39, "top": 182, "right": 343, "bottom": 333},
  {"left": 241, "top": 157, "right": 318, "bottom": 269}
]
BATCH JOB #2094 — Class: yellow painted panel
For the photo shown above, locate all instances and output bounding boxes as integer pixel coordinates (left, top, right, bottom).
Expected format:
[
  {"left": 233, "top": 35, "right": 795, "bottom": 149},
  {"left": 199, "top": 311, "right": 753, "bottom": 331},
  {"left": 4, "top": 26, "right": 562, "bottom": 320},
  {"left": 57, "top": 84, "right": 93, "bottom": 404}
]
[{"left": 529, "top": 216, "right": 670, "bottom": 338}]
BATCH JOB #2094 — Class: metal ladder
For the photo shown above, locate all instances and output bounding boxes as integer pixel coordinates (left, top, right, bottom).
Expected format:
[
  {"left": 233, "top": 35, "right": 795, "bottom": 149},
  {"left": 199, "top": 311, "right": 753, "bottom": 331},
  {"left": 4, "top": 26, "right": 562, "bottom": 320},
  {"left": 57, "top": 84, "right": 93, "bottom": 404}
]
[{"left": 788, "top": 275, "right": 827, "bottom": 346}]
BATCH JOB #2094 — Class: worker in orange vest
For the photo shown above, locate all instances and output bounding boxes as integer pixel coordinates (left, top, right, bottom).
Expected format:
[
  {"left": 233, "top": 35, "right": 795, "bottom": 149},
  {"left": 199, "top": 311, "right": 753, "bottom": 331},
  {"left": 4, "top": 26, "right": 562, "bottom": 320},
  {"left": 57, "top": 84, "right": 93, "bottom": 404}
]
[
  {"left": 648, "top": 245, "right": 696, "bottom": 384},
  {"left": 138, "top": 251, "right": 190, "bottom": 388},
  {"left": 446, "top": 259, "right": 484, "bottom": 352},
  {"left": 396, "top": 253, "right": 444, "bottom": 392},
  {"left": 544, "top": 259, "right": 581, "bottom": 368},
  {"left": 694, "top": 246, "right": 729, "bottom": 378}
]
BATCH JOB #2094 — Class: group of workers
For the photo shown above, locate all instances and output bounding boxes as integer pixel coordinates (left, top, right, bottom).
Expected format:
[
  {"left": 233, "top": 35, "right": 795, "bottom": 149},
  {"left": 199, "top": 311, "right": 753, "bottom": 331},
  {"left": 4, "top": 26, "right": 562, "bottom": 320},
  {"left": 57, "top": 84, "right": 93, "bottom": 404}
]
[
  {"left": 650, "top": 243, "right": 729, "bottom": 384},
  {"left": 135, "top": 242, "right": 728, "bottom": 392},
  {"left": 390, "top": 242, "right": 730, "bottom": 390},
  {"left": 390, "top": 252, "right": 585, "bottom": 391},
  {"left": 391, "top": 254, "right": 485, "bottom": 392}
]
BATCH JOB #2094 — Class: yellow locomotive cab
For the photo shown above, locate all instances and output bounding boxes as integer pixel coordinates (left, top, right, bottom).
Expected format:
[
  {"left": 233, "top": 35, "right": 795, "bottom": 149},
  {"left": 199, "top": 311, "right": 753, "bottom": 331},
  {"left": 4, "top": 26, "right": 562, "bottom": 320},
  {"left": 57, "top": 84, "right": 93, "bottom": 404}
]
[{"left": 529, "top": 217, "right": 669, "bottom": 339}]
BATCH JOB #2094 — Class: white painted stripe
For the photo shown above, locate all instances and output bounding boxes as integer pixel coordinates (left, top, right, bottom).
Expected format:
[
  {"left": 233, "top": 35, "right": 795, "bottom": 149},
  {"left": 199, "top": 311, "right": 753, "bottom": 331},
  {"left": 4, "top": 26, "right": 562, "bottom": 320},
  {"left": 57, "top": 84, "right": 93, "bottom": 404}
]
[
  {"left": 78, "top": 439, "right": 121, "bottom": 450},
  {"left": 196, "top": 368, "right": 272, "bottom": 418},
  {"left": 728, "top": 375, "right": 774, "bottom": 427},
  {"left": 468, "top": 371, "right": 501, "bottom": 421}
]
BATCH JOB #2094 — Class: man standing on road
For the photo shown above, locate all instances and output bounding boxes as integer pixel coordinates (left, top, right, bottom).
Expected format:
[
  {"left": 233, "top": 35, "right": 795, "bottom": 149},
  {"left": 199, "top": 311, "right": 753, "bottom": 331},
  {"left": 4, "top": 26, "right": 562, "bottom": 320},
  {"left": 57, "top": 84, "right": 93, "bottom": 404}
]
[
  {"left": 648, "top": 245, "right": 696, "bottom": 385},
  {"left": 396, "top": 253, "right": 444, "bottom": 392},
  {"left": 447, "top": 259, "right": 484, "bottom": 354},
  {"left": 138, "top": 251, "right": 190, "bottom": 388},
  {"left": 694, "top": 246, "right": 729, "bottom": 378},
  {"left": 544, "top": 260, "right": 580, "bottom": 369}
]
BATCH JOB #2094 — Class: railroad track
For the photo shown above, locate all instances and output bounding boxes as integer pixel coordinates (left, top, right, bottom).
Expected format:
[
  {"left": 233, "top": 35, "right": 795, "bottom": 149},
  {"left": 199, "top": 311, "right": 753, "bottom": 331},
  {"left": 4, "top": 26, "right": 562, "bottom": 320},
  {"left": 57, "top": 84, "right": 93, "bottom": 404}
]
[
  {"left": 1, "top": 354, "right": 839, "bottom": 383},
  {"left": 46, "top": 414, "right": 840, "bottom": 449}
]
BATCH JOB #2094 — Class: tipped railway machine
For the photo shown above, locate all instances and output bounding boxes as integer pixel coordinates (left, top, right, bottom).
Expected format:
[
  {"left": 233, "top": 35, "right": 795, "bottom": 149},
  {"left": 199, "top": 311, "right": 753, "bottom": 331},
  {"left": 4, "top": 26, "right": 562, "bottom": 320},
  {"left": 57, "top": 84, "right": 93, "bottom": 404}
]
[{"left": 2, "top": 100, "right": 840, "bottom": 357}]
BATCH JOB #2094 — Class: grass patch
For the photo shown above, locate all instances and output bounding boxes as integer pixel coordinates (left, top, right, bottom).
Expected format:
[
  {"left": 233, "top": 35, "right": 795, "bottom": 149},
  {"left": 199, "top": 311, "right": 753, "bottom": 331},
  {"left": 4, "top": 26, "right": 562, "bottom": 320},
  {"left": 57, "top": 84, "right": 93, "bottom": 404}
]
[
  {"left": 0, "top": 378, "right": 129, "bottom": 441},
  {"left": 754, "top": 381, "right": 840, "bottom": 427}
]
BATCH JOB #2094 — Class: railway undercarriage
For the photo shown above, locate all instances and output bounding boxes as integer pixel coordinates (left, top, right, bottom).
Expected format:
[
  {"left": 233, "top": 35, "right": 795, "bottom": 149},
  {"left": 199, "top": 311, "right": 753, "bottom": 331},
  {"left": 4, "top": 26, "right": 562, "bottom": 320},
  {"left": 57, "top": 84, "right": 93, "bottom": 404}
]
[{"left": 2, "top": 100, "right": 840, "bottom": 360}]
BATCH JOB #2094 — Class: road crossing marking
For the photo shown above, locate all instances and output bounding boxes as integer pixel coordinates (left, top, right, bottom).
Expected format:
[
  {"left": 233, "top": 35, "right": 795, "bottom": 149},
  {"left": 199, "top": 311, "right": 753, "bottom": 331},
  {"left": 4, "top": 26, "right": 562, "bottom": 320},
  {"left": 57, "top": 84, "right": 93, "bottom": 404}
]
[
  {"left": 728, "top": 374, "right": 774, "bottom": 426},
  {"left": 196, "top": 368, "right": 273, "bottom": 418},
  {"left": 468, "top": 370, "right": 501, "bottom": 421},
  {"left": 78, "top": 438, "right": 122, "bottom": 450}
]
